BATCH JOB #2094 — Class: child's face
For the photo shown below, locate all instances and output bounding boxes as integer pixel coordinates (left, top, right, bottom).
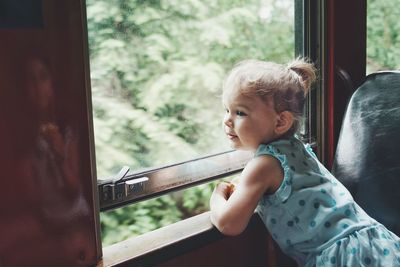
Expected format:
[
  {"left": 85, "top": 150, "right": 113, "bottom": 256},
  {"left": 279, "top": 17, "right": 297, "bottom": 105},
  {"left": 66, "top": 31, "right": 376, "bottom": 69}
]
[{"left": 222, "top": 86, "right": 279, "bottom": 151}]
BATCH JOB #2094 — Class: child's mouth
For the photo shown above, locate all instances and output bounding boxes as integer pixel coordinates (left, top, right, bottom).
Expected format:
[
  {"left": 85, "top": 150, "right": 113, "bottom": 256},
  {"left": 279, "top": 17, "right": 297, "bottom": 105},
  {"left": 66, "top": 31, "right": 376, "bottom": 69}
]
[{"left": 227, "top": 133, "right": 237, "bottom": 140}]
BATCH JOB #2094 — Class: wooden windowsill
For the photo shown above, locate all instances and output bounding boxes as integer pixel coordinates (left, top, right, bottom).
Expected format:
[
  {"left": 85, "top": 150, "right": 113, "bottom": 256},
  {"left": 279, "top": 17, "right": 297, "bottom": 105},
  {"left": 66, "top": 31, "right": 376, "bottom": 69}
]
[
  {"left": 97, "top": 211, "right": 295, "bottom": 267},
  {"left": 99, "top": 212, "right": 217, "bottom": 266}
]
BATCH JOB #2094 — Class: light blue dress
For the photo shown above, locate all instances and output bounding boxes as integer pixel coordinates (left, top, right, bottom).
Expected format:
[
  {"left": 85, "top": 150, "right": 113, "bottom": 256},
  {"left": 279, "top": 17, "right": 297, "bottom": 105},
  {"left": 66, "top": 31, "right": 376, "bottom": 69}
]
[{"left": 256, "top": 135, "right": 400, "bottom": 266}]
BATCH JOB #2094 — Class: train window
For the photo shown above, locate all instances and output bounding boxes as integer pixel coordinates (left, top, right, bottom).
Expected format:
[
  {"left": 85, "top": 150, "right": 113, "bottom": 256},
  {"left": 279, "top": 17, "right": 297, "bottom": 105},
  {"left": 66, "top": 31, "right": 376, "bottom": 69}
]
[
  {"left": 367, "top": 0, "right": 400, "bottom": 74},
  {"left": 86, "top": 0, "right": 296, "bottom": 245}
]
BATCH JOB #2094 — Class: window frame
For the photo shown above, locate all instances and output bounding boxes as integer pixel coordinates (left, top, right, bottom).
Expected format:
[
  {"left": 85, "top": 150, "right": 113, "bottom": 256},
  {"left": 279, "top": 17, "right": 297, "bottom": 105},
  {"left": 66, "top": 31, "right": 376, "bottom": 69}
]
[
  {"left": 93, "top": 0, "right": 314, "bottom": 212},
  {"left": 90, "top": 0, "right": 367, "bottom": 264},
  {"left": 295, "top": 0, "right": 327, "bottom": 161},
  {"left": 98, "top": 150, "right": 252, "bottom": 211},
  {"left": 86, "top": 0, "right": 366, "bottom": 264}
]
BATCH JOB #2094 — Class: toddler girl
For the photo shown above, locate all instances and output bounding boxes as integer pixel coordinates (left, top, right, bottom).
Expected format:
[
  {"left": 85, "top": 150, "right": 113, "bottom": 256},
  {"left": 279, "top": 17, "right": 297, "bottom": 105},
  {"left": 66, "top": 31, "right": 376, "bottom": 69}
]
[{"left": 210, "top": 59, "right": 400, "bottom": 266}]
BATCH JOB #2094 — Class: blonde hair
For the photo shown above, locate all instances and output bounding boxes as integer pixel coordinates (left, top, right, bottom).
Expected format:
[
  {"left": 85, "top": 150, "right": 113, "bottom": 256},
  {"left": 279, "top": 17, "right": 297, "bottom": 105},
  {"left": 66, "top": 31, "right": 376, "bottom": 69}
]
[{"left": 223, "top": 58, "right": 317, "bottom": 135}]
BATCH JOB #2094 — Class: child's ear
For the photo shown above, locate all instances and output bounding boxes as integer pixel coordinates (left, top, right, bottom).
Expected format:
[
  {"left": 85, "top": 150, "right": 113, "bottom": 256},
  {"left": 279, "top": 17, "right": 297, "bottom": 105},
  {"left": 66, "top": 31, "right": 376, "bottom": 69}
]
[{"left": 274, "top": 111, "right": 294, "bottom": 135}]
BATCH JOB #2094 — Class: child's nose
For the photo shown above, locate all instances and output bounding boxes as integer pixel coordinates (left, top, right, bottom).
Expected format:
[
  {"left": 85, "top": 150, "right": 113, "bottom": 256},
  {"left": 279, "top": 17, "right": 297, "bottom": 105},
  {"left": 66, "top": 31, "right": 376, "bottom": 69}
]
[{"left": 223, "top": 114, "right": 233, "bottom": 127}]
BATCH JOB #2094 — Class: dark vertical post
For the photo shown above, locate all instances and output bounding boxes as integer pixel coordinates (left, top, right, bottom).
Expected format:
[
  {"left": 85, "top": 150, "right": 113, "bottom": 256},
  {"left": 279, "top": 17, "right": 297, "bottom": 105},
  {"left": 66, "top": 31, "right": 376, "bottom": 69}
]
[{"left": 326, "top": 0, "right": 367, "bottom": 168}]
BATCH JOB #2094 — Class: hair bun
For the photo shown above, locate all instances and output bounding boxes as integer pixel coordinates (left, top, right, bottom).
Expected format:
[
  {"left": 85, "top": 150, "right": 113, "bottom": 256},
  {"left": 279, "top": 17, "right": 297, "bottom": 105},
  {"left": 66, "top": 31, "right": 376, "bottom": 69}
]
[{"left": 287, "top": 58, "right": 317, "bottom": 94}]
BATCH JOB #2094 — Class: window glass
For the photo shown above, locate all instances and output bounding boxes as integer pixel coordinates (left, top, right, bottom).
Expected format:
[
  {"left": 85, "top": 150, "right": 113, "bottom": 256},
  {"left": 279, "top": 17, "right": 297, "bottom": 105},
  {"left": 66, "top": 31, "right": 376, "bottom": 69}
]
[
  {"left": 367, "top": 0, "right": 400, "bottom": 74},
  {"left": 100, "top": 178, "right": 220, "bottom": 246},
  {"left": 87, "top": 0, "right": 294, "bottom": 179},
  {"left": 86, "top": 0, "right": 294, "bottom": 245}
]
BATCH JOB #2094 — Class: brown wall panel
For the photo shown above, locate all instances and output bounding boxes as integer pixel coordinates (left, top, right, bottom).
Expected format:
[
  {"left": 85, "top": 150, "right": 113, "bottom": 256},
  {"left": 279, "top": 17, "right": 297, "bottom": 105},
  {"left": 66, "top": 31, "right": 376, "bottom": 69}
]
[{"left": 0, "top": 1, "right": 101, "bottom": 266}]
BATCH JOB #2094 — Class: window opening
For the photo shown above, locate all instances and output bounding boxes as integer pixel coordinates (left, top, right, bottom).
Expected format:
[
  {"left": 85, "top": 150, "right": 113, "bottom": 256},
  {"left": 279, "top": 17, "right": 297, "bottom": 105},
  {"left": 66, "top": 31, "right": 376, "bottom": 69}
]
[{"left": 86, "top": 0, "right": 295, "bottom": 245}]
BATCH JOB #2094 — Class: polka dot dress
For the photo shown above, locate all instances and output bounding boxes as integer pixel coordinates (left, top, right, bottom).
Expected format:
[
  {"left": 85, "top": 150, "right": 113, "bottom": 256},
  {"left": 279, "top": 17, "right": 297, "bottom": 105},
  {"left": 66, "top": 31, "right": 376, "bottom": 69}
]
[{"left": 255, "top": 136, "right": 400, "bottom": 266}]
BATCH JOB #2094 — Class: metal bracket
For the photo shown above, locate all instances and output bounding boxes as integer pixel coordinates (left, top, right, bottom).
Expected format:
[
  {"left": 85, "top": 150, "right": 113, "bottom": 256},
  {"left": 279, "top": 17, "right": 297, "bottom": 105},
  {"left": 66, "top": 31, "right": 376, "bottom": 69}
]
[{"left": 99, "top": 166, "right": 149, "bottom": 209}]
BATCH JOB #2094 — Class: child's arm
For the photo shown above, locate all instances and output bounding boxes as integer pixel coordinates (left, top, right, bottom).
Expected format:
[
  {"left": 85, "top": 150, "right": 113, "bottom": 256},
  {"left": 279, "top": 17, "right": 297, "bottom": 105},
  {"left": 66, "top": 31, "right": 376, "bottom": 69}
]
[{"left": 210, "top": 155, "right": 283, "bottom": 236}]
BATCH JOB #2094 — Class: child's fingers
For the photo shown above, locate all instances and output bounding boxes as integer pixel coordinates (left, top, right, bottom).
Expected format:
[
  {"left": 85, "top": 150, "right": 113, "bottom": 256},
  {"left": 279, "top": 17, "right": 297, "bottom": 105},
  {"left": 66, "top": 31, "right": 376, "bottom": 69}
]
[
  {"left": 213, "top": 181, "right": 228, "bottom": 193},
  {"left": 215, "top": 181, "right": 235, "bottom": 198},
  {"left": 226, "top": 183, "right": 236, "bottom": 197},
  {"left": 215, "top": 181, "right": 229, "bottom": 190}
]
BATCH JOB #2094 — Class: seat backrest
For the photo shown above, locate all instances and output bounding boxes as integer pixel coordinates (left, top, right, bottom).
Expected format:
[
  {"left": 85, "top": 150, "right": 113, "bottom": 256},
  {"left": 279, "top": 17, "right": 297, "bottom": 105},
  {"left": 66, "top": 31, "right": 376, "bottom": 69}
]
[{"left": 332, "top": 71, "right": 400, "bottom": 235}]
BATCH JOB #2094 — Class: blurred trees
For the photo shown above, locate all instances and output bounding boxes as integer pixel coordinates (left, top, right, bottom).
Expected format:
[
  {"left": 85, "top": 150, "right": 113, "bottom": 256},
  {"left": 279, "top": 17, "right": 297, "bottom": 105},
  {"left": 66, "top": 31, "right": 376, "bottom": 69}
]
[
  {"left": 86, "top": 0, "right": 294, "bottom": 245},
  {"left": 87, "top": 0, "right": 294, "bottom": 178},
  {"left": 367, "top": 0, "right": 400, "bottom": 73}
]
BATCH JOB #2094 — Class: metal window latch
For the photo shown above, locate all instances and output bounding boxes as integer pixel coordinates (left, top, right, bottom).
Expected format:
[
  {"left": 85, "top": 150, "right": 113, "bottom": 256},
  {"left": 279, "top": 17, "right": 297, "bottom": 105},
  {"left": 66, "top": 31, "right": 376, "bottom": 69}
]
[
  {"left": 99, "top": 166, "right": 149, "bottom": 208},
  {"left": 112, "top": 165, "right": 130, "bottom": 184}
]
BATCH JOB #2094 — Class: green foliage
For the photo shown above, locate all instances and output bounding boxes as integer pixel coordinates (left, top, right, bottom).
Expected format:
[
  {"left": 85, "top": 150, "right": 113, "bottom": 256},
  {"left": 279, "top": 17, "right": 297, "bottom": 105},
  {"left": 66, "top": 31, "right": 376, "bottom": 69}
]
[
  {"left": 87, "top": 0, "right": 295, "bottom": 246},
  {"left": 100, "top": 194, "right": 183, "bottom": 245},
  {"left": 88, "top": 0, "right": 295, "bottom": 177},
  {"left": 367, "top": 0, "right": 400, "bottom": 72}
]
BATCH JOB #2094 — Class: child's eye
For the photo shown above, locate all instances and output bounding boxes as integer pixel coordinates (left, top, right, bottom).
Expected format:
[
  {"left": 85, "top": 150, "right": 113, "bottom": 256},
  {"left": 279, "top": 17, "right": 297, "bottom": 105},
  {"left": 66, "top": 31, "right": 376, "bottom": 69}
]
[{"left": 236, "top": 110, "right": 247, "bottom": 116}]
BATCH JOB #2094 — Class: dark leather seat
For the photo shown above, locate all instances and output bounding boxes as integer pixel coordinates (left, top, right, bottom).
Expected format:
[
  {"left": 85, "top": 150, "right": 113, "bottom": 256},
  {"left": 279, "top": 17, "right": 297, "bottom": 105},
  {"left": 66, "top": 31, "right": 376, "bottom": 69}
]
[{"left": 332, "top": 71, "right": 400, "bottom": 236}]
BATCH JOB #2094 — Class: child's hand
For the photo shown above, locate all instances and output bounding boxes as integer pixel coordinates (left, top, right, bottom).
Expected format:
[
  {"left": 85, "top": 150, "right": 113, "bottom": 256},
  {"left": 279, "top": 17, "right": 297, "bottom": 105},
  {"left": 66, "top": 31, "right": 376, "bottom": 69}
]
[
  {"left": 222, "top": 176, "right": 240, "bottom": 198},
  {"left": 226, "top": 182, "right": 236, "bottom": 198},
  {"left": 213, "top": 181, "right": 235, "bottom": 199}
]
